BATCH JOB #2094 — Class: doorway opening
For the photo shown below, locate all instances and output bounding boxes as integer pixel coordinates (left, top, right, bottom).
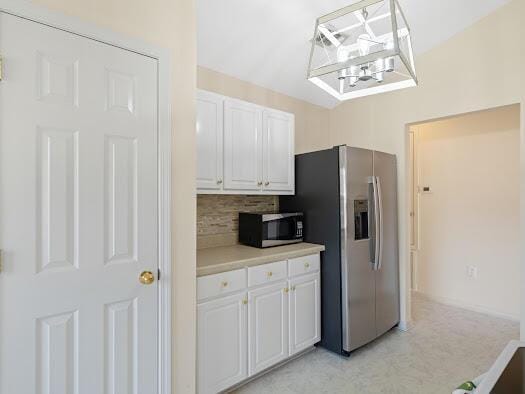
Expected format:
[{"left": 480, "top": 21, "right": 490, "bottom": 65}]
[{"left": 407, "top": 104, "right": 521, "bottom": 379}]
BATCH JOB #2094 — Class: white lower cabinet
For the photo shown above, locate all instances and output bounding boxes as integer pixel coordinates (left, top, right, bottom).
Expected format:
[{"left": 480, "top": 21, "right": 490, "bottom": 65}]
[
  {"left": 289, "top": 273, "right": 321, "bottom": 355},
  {"left": 197, "top": 253, "right": 321, "bottom": 394},
  {"left": 197, "top": 292, "right": 248, "bottom": 394},
  {"left": 248, "top": 282, "right": 289, "bottom": 375}
]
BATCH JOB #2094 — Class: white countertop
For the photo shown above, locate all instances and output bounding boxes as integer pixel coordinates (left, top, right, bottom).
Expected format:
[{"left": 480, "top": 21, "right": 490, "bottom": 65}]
[{"left": 197, "top": 242, "right": 325, "bottom": 277}]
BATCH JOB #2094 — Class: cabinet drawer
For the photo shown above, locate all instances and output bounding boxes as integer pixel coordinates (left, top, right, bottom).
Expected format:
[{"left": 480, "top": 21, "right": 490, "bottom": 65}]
[
  {"left": 197, "top": 269, "right": 246, "bottom": 301},
  {"left": 248, "top": 260, "right": 287, "bottom": 287},
  {"left": 288, "top": 254, "right": 320, "bottom": 277}
]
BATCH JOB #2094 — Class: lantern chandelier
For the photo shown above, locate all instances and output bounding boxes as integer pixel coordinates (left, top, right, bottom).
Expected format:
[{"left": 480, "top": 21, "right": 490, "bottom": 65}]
[{"left": 307, "top": 0, "right": 417, "bottom": 101}]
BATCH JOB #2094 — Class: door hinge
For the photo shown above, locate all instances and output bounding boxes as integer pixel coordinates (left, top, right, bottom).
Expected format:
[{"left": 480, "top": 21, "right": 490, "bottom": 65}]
[{"left": 157, "top": 268, "right": 161, "bottom": 280}]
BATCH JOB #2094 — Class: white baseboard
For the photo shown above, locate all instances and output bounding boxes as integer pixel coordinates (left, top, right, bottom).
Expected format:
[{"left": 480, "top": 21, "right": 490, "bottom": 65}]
[
  {"left": 397, "top": 320, "right": 412, "bottom": 331},
  {"left": 413, "top": 290, "right": 520, "bottom": 322}
]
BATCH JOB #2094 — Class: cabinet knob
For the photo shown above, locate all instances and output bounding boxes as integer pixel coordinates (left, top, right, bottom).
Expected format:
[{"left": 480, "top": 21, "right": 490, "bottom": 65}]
[
  {"left": 221, "top": 281, "right": 228, "bottom": 288},
  {"left": 257, "top": 181, "right": 263, "bottom": 186},
  {"left": 217, "top": 179, "right": 223, "bottom": 185},
  {"left": 292, "top": 286, "right": 296, "bottom": 291},
  {"left": 284, "top": 288, "right": 289, "bottom": 293},
  {"left": 264, "top": 181, "right": 269, "bottom": 186},
  {"left": 242, "top": 299, "right": 248, "bottom": 305},
  {"left": 304, "top": 262, "right": 310, "bottom": 268},
  {"left": 267, "top": 271, "right": 273, "bottom": 278}
]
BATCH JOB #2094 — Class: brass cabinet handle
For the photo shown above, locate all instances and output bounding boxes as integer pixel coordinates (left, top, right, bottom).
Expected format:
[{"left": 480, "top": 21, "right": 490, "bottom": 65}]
[
  {"left": 221, "top": 281, "right": 229, "bottom": 288},
  {"left": 284, "top": 288, "right": 289, "bottom": 293},
  {"left": 139, "top": 271, "right": 155, "bottom": 285}
]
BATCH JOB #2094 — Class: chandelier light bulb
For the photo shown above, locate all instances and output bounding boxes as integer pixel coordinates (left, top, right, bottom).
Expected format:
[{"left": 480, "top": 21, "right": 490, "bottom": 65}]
[
  {"left": 357, "top": 33, "right": 371, "bottom": 57},
  {"left": 337, "top": 45, "right": 352, "bottom": 63},
  {"left": 385, "top": 57, "right": 395, "bottom": 72},
  {"left": 375, "top": 58, "right": 384, "bottom": 72}
]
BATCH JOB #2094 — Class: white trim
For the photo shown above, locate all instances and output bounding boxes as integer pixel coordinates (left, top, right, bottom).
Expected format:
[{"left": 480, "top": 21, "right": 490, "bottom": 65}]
[
  {"left": 476, "top": 340, "right": 525, "bottom": 393},
  {"left": 309, "top": 76, "right": 416, "bottom": 101},
  {"left": 0, "top": 2, "right": 173, "bottom": 393},
  {"left": 414, "top": 290, "right": 520, "bottom": 322},
  {"left": 397, "top": 320, "right": 411, "bottom": 331}
]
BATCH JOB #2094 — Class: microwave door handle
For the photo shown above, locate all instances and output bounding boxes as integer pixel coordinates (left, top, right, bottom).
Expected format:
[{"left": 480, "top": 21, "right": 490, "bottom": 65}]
[{"left": 376, "top": 176, "right": 384, "bottom": 271}]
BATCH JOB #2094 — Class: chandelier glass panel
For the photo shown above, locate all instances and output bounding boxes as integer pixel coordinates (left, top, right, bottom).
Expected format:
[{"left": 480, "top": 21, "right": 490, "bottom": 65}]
[{"left": 307, "top": 0, "right": 417, "bottom": 101}]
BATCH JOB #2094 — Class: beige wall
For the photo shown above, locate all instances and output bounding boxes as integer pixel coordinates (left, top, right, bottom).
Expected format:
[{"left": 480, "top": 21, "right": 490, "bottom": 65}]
[
  {"left": 413, "top": 105, "right": 520, "bottom": 319},
  {"left": 198, "top": 67, "right": 330, "bottom": 154},
  {"left": 29, "top": 0, "right": 198, "bottom": 391},
  {"left": 328, "top": 0, "right": 525, "bottom": 329}
]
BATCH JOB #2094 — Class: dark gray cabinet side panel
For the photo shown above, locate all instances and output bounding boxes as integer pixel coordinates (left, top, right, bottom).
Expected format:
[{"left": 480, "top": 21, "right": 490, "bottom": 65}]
[
  {"left": 280, "top": 148, "right": 343, "bottom": 354},
  {"left": 373, "top": 151, "right": 400, "bottom": 336}
]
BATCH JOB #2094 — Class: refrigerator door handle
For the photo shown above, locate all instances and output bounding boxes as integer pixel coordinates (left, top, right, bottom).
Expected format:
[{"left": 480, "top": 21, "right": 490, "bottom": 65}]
[
  {"left": 369, "top": 176, "right": 380, "bottom": 270},
  {"left": 376, "top": 176, "right": 384, "bottom": 271}
]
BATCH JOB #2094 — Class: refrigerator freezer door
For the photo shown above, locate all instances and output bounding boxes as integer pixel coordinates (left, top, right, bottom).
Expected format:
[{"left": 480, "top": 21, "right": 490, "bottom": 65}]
[
  {"left": 340, "top": 146, "right": 377, "bottom": 352},
  {"left": 373, "top": 151, "right": 400, "bottom": 337}
]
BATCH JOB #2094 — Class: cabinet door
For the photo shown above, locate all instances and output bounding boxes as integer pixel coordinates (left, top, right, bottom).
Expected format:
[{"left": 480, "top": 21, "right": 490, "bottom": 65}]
[
  {"left": 196, "top": 90, "right": 224, "bottom": 190},
  {"left": 262, "top": 109, "right": 294, "bottom": 193},
  {"left": 289, "top": 273, "right": 321, "bottom": 355},
  {"left": 197, "top": 292, "right": 248, "bottom": 394},
  {"left": 224, "top": 99, "right": 262, "bottom": 191},
  {"left": 248, "top": 282, "right": 289, "bottom": 375}
]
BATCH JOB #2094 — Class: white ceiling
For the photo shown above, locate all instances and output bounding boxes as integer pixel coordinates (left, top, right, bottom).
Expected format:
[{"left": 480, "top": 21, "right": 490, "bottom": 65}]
[{"left": 197, "top": 0, "right": 510, "bottom": 108}]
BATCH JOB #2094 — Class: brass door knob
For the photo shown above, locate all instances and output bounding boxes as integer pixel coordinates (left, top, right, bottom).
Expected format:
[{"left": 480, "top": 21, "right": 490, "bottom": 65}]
[{"left": 139, "top": 271, "right": 155, "bottom": 285}]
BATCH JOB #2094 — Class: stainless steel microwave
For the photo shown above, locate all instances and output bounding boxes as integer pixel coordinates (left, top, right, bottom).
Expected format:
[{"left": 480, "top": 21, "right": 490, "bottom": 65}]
[{"left": 238, "top": 212, "right": 303, "bottom": 248}]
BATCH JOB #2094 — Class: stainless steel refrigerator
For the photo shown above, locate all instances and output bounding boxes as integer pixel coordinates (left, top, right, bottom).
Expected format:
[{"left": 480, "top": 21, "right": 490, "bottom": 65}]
[{"left": 280, "top": 145, "right": 399, "bottom": 355}]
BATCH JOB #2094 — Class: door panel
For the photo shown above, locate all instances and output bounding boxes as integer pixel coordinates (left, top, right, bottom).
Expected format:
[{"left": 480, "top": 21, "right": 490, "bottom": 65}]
[
  {"left": 342, "top": 147, "right": 376, "bottom": 352},
  {"left": 196, "top": 90, "right": 224, "bottom": 190},
  {"left": 0, "top": 13, "right": 158, "bottom": 394},
  {"left": 262, "top": 109, "right": 294, "bottom": 192},
  {"left": 197, "top": 293, "right": 248, "bottom": 394},
  {"left": 289, "top": 273, "right": 321, "bottom": 355},
  {"left": 373, "top": 151, "right": 400, "bottom": 336},
  {"left": 223, "top": 99, "right": 262, "bottom": 191},
  {"left": 248, "top": 282, "right": 289, "bottom": 375}
]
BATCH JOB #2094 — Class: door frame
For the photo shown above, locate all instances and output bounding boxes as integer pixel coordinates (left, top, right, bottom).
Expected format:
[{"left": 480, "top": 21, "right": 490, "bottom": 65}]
[{"left": 0, "top": 1, "right": 173, "bottom": 393}]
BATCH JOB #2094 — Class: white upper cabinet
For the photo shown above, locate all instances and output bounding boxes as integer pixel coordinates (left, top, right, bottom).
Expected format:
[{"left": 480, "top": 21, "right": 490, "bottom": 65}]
[
  {"left": 223, "top": 98, "right": 262, "bottom": 191},
  {"left": 196, "top": 90, "right": 224, "bottom": 190},
  {"left": 262, "top": 109, "right": 295, "bottom": 193},
  {"left": 196, "top": 90, "right": 295, "bottom": 195}
]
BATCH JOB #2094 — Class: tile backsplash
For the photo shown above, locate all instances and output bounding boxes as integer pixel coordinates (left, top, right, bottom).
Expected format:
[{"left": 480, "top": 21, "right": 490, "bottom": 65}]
[{"left": 197, "top": 195, "right": 278, "bottom": 249}]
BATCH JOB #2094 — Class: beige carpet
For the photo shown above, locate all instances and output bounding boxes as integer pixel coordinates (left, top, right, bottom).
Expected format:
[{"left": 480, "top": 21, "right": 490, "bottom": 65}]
[{"left": 232, "top": 293, "right": 519, "bottom": 394}]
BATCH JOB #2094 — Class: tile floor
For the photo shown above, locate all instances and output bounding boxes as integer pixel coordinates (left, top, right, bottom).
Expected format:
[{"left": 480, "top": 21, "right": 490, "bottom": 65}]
[{"left": 232, "top": 293, "right": 519, "bottom": 394}]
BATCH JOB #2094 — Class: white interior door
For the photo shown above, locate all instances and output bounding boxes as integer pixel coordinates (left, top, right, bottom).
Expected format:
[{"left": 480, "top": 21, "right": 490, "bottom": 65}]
[
  {"left": 262, "top": 109, "right": 294, "bottom": 192},
  {"left": 196, "top": 90, "right": 224, "bottom": 190},
  {"left": 0, "top": 13, "right": 159, "bottom": 394},
  {"left": 248, "top": 282, "right": 289, "bottom": 375},
  {"left": 223, "top": 98, "right": 262, "bottom": 191}
]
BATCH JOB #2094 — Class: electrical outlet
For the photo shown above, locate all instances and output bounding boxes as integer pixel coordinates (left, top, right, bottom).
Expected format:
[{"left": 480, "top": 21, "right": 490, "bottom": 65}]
[{"left": 466, "top": 265, "right": 478, "bottom": 279}]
